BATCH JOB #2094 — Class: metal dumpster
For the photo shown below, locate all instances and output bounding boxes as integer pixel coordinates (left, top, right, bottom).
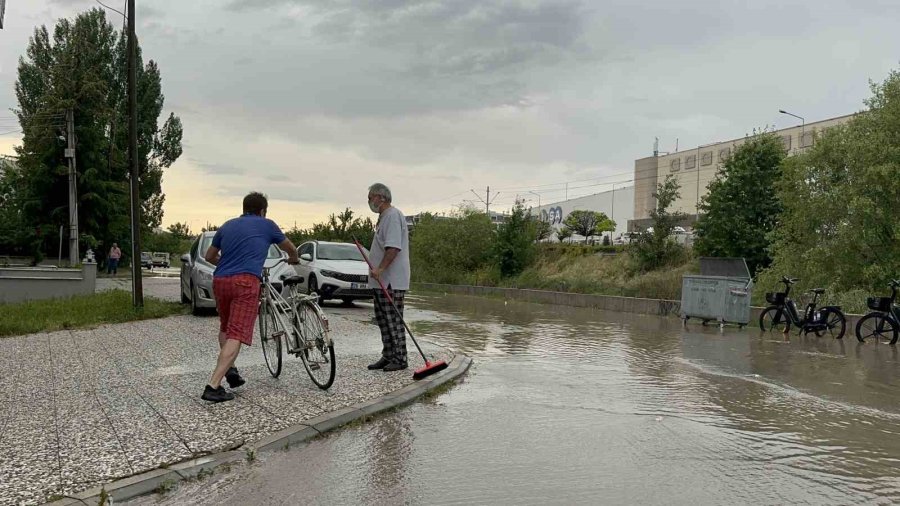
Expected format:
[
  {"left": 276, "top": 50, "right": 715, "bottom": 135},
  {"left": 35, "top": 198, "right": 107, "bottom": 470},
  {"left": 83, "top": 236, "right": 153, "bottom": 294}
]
[{"left": 680, "top": 257, "right": 753, "bottom": 328}]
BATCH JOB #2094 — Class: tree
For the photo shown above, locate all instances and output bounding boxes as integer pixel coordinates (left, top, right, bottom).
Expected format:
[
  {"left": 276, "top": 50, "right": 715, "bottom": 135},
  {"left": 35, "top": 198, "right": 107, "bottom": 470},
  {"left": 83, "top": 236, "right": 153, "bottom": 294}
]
[
  {"left": 693, "top": 132, "right": 785, "bottom": 275},
  {"left": 494, "top": 200, "right": 539, "bottom": 277},
  {"left": 630, "top": 175, "right": 688, "bottom": 272},
  {"left": 556, "top": 228, "right": 573, "bottom": 243},
  {"left": 0, "top": 159, "right": 32, "bottom": 257},
  {"left": 758, "top": 68, "right": 900, "bottom": 302},
  {"left": 563, "top": 210, "right": 615, "bottom": 243},
  {"left": 12, "top": 8, "right": 183, "bottom": 262},
  {"left": 167, "top": 222, "right": 192, "bottom": 240},
  {"left": 409, "top": 208, "right": 496, "bottom": 283},
  {"left": 285, "top": 208, "right": 375, "bottom": 247},
  {"left": 533, "top": 216, "right": 553, "bottom": 242}
]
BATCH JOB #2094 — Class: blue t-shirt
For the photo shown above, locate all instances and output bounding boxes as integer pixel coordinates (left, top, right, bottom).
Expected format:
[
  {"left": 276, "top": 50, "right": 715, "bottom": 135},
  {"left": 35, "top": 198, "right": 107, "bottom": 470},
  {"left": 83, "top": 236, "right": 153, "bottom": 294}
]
[{"left": 211, "top": 214, "right": 287, "bottom": 279}]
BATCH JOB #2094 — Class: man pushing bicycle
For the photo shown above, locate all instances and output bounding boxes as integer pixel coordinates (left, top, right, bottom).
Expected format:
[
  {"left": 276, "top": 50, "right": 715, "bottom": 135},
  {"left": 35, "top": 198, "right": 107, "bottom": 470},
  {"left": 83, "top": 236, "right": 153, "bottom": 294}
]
[{"left": 201, "top": 192, "right": 299, "bottom": 403}]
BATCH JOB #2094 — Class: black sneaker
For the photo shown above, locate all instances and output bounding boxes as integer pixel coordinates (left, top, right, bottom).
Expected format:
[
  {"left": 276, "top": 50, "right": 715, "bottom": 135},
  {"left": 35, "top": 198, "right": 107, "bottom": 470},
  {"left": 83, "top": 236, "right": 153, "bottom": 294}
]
[
  {"left": 382, "top": 361, "right": 408, "bottom": 372},
  {"left": 201, "top": 385, "right": 235, "bottom": 403},
  {"left": 367, "top": 357, "right": 390, "bottom": 370},
  {"left": 225, "top": 367, "right": 246, "bottom": 388}
]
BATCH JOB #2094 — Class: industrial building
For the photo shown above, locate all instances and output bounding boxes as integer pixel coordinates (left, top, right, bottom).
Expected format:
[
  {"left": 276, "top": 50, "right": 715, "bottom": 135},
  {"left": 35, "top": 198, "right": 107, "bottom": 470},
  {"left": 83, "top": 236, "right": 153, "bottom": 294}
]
[{"left": 628, "top": 113, "right": 855, "bottom": 232}]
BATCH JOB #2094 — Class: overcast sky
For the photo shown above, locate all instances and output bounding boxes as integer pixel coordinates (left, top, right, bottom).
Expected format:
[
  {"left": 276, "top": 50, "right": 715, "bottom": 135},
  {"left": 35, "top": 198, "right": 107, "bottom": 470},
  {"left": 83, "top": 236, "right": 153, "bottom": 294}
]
[{"left": 1, "top": 0, "right": 898, "bottom": 231}]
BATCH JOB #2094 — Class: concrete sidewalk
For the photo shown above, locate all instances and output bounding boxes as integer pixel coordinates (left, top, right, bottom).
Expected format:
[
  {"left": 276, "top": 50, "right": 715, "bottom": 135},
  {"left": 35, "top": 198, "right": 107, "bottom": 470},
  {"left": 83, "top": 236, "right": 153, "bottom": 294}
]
[{"left": 0, "top": 304, "right": 453, "bottom": 506}]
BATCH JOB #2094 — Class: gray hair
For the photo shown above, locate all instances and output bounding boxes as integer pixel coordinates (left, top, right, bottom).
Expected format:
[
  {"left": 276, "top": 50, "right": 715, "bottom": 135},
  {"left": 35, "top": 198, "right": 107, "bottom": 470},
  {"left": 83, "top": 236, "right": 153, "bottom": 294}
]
[{"left": 368, "top": 183, "right": 392, "bottom": 203}]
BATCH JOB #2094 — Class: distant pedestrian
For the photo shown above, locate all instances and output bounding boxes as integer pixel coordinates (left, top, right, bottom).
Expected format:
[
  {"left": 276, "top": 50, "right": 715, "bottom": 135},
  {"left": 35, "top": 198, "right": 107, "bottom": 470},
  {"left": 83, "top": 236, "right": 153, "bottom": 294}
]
[
  {"left": 365, "top": 183, "right": 411, "bottom": 372},
  {"left": 107, "top": 243, "right": 122, "bottom": 276},
  {"left": 201, "top": 192, "right": 299, "bottom": 403}
]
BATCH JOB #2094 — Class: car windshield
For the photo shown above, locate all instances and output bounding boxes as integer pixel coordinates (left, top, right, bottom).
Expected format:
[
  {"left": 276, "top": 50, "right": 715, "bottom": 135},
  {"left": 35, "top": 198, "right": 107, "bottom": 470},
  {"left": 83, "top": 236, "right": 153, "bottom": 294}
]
[
  {"left": 267, "top": 244, "right": 282, "bottom": 259},
  {"left": 317, "top": 243, "right": 364, "bottom": 261}
]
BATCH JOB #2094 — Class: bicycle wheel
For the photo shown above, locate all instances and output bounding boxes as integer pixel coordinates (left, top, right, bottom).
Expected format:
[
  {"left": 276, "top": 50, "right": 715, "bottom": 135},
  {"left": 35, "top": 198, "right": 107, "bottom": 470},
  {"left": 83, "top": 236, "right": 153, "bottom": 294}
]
[
  {"left": 258, "top": 300, "right": 283, "bottom": 378},
  {"left": 760, "top": 306, "right": 791, "bottom": 333},
  {"left": 855, "top": 313, "right": 898, "bottom": 344},
  {"left": 820, "top": 309, "right": 846, "bottom": 339},
  {"left": 296, "top": 301, "right": 335, "bottom": 389}
]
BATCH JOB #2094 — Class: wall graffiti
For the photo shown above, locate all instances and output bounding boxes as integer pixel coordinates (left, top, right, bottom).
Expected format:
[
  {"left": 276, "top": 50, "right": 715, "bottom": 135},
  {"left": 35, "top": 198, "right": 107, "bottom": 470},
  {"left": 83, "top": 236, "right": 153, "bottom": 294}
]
[{"left": 541, "top": 206, "right": 565, "bottom": 225}]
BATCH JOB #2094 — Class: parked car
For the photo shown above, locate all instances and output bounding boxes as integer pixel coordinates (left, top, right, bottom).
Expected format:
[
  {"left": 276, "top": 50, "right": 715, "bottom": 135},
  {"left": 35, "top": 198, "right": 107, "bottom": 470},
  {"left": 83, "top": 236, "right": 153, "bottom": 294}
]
[
  {"left": 140, "top": 252, "right": 153, "bottom": 269},
  {"left": 179, "top": 232, "right": 296, "bottom": 315},
  {"left": 151, "top": 252, "right": 170, "bottom": 268},
  {"left": 294, "top": 241, "right": 373, "bottom": 304}
]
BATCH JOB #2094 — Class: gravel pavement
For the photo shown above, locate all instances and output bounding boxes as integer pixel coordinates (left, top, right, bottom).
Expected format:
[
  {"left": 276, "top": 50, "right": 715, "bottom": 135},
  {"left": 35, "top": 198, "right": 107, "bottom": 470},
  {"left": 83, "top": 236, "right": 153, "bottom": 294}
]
[{"left": 0, "top": 279, "right": 451, "bottom": 505}]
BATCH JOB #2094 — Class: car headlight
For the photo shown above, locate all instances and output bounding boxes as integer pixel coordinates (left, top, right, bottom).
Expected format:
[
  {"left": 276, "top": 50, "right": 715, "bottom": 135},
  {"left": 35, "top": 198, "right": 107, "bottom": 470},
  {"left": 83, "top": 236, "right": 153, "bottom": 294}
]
[
  {"left": 198, "top": 270, "right": 213, "bottom": 282},
  {"left": 320, "top": 270, "right": 339, "bottom": 279}
]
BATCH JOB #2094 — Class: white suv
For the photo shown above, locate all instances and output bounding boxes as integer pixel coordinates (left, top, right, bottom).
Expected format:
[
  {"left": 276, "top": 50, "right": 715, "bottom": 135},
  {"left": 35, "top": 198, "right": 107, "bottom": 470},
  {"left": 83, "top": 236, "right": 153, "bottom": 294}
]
[{"left": 295, "top": 241, "right": 373, "bottom": 304}]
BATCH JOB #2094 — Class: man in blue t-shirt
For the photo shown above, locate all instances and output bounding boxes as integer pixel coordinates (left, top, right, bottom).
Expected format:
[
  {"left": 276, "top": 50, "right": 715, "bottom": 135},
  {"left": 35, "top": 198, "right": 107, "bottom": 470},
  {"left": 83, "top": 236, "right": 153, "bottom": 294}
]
[{"left": 200, "top": 192, "right": 299, "bottom": 403}]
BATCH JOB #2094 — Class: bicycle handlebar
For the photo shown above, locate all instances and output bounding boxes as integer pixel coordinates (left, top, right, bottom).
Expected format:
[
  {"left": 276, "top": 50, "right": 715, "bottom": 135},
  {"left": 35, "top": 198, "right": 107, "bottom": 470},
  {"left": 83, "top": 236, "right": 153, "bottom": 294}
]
[
  {"left": 781, "top": 276, "right": 799, "bottom": 285},
  {"left": 890, "top": 279, "right": 900, "bottom": 288}
]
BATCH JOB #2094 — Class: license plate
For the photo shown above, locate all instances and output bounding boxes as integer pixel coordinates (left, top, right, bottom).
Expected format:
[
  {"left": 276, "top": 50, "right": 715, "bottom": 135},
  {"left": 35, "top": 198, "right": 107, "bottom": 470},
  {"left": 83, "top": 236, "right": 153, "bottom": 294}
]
[{"left": 351, "top": 282, "right": 366, "bottom": 289}]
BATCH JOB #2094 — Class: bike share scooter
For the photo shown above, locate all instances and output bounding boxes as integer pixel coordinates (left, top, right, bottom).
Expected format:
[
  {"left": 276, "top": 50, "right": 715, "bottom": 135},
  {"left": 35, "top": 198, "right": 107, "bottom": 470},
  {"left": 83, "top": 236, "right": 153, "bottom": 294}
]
[
  {"left": 759, "top": 277, "right": 847, "bottom": 339},
  {"left": 855, "top": 279, "right": 900, "bottom": 345}
]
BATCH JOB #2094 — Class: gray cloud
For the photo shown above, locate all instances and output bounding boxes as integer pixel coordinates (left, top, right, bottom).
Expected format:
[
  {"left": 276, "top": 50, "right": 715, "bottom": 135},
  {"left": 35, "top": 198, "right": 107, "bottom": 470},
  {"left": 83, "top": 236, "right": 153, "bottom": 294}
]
[
  {"left": 217, "top": 185, "right": 332, "bottom": 204},
  {"left": 192, "top": 160, "right": 247, "bottom": 176}
]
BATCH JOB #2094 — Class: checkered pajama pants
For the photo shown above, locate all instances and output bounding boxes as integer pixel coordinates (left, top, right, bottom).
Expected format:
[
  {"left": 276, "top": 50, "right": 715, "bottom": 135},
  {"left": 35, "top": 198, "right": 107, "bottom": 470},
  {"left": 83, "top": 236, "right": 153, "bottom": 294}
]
[{"left": 373, "top": 287, "right": 408, "bottom": 366}]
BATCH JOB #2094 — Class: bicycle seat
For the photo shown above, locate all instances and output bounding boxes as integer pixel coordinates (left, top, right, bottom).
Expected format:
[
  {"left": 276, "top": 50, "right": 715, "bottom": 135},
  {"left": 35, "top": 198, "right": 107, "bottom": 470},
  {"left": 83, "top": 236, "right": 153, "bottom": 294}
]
[
  {"left": 280, "top": 275, "right": 305, "bottom": 287},
  {"left": 810, "top": 288, "right": 825, "bottom": 295}
]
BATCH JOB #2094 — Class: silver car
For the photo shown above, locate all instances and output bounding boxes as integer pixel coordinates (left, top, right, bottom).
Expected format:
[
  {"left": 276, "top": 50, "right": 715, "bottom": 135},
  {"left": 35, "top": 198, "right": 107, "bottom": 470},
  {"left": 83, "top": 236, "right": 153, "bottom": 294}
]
[{"left": 180, "top": 231, "right": 296, "bottom": 315}]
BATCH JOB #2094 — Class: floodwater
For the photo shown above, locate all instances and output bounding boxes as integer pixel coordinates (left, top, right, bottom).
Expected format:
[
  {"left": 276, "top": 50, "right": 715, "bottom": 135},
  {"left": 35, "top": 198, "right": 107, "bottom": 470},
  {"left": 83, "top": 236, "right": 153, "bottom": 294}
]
[{"left": 129, "top": 293, "right": 900, "bottom": 505}]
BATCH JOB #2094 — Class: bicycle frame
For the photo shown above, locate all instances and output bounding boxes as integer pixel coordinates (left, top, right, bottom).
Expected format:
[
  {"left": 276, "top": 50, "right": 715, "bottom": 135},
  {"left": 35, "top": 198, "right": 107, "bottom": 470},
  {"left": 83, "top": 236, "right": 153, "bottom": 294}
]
[
  {"left": 259, "top": 260, "right": 332, "bottom": 355},
  {"left": 771, "top": 279, "right": 840, "bottom": 333}
]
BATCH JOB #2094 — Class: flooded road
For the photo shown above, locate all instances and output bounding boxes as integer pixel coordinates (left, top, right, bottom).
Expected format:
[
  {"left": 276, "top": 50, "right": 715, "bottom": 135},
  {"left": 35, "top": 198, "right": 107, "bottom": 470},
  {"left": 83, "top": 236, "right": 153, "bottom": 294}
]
[{"left": 131, "top": 293, "right": 900, "bottom": 504}]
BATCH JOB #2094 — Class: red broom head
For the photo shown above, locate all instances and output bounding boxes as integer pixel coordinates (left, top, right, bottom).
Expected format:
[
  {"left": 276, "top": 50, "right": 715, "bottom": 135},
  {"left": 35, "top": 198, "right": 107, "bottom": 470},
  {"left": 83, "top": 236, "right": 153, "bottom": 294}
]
[{"left": 413, "top": 360, "right": 449, "bottom": 380}]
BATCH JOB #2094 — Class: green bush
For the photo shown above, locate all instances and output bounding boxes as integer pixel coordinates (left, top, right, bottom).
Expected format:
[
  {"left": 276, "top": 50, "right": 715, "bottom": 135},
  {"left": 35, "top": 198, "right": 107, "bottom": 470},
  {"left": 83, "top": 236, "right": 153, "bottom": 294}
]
[
  {"left": 494, "top": 201, "right": 538, "bottom": 277},
  {"left": 410, "top": 209, "right": 496, "bottom": 284}
]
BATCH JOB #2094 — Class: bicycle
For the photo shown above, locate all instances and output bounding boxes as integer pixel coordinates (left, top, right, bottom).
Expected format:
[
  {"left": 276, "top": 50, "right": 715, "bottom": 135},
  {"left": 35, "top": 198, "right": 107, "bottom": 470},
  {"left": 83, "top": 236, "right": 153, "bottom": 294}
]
[
  {"left": 258, "top": 257, "right": 336, "bottom": 389},
  {"left": 855, "top": 279, "right": 900, "bottom": 345},
  {"left": 759, "top": 276, "right": 847, "bottom": 339}
]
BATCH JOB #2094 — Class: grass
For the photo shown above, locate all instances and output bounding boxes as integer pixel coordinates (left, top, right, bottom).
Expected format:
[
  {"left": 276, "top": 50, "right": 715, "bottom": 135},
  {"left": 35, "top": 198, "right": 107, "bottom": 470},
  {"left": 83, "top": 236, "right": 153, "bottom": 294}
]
[
  {"left": 0, "top": 289, "right": 187, "bottom": 338},
  {"left": 507, "top": 250, "right": 695, "bottom": 300}
]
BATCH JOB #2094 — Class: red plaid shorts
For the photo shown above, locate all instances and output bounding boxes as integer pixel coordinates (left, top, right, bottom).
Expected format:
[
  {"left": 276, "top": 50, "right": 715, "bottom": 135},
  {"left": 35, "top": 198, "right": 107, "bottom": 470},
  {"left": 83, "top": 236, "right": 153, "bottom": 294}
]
[{"left": 213, "top": 274, "right": 261, "bottom": 346}]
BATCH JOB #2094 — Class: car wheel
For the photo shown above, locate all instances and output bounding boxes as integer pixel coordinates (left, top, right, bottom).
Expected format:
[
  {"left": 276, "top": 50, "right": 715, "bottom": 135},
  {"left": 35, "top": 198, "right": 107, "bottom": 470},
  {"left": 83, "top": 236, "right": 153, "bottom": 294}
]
[
  {"left": 341, "top": 298, "right": 353, "bottom": 306},
  {"left": 190, "top": 282, "right": 203, "bottom": 316},
  {"left": 308, "top": 275, "right": 322, "bottom": 305}
]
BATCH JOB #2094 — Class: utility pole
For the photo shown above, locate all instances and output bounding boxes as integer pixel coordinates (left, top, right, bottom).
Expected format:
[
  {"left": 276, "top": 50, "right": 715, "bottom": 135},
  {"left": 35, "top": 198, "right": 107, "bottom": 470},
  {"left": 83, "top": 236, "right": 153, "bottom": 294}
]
[
  {"left": 128, "top": 0, "right": 143, "bottom": 307},
  {"left": 65, "top": 108, "right": 79, "bottom": 265},
  {"left": 470, "top": 186, "right": 501, "bottom": 217}
]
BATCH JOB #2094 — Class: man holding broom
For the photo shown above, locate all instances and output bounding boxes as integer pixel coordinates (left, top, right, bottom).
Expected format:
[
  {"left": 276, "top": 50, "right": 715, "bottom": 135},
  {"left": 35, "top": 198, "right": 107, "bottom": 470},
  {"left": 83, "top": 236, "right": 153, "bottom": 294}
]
[{"left": 365, "top": 183, "right": 411, "bottom": 372}]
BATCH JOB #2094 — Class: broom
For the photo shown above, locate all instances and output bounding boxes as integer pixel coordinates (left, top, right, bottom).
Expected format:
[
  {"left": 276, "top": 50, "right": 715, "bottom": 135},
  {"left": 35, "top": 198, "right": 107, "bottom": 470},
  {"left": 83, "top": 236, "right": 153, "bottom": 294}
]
[{"left": 353, "top": 238, "right": 449, "bottom": 380}]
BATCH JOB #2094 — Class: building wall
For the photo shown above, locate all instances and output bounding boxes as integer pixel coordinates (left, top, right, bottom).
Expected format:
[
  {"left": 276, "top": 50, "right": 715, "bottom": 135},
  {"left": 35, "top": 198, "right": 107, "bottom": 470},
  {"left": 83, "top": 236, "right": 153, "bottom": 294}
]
[
  {"left": 631, "top": 113, "right": 856, "bottom": 223},
  {"left": 534, "top": 186, "right": 634, "bottom": 241},
  {"left": 632, "top": 156, "right": 659, "bottom": 230}
]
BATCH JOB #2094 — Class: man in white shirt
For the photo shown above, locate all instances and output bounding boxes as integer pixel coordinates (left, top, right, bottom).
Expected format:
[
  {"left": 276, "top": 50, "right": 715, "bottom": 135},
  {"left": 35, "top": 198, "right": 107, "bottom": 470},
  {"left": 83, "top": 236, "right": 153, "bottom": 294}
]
[{"left": 365, "top": 183, "right": 411, "bottom": 372}]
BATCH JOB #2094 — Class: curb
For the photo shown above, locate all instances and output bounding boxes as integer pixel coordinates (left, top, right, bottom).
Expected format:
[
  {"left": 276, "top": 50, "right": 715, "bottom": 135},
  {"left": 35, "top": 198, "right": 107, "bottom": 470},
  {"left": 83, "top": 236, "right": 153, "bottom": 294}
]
[{"left": 44, "top": 354, "right": 472, "bottom": 505}]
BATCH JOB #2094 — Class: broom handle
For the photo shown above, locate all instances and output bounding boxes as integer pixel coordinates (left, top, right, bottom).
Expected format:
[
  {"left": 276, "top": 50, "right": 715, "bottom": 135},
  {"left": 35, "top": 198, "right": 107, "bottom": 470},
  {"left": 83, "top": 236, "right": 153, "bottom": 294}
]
[{"left": 353, "top": 238, "right": 429, "bottom": 362}]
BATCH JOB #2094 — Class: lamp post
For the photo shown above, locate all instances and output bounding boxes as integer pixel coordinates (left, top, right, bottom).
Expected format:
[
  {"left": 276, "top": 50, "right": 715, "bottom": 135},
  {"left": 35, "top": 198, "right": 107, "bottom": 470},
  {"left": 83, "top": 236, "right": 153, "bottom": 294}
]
[
  {"left": 528, "top": 191, "right": 541, "bottom": 212},
  {"left": 128, "top": 0, "right": 143, "bottom": 307},
  {"left": 778, "top": 109, "right": 805, "bottom": 136}
]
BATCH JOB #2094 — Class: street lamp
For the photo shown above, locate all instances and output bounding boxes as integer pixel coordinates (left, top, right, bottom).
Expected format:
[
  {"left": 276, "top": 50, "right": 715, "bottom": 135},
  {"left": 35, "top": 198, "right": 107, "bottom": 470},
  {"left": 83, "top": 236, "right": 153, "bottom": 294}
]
[
  {"left": 778, "top": 109, "right": 805, "bottom": 135},
  {"left": 528, "top": 191, "right": 541, "bottom": 212}
]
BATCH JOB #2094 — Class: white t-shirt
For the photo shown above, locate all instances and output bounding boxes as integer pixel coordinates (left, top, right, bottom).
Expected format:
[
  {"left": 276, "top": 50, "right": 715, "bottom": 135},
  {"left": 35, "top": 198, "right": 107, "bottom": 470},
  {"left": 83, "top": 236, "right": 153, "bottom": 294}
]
[{"left": 368, "top": 206, "right": 410, "bottom": 291}]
